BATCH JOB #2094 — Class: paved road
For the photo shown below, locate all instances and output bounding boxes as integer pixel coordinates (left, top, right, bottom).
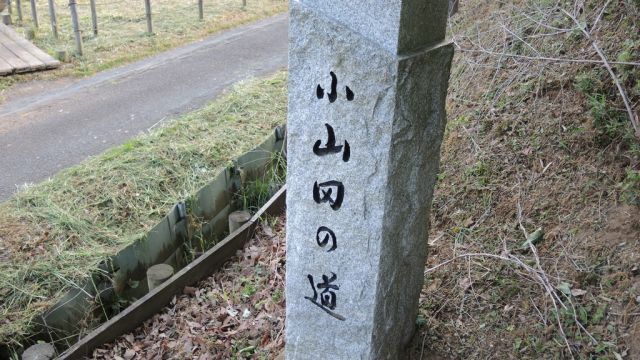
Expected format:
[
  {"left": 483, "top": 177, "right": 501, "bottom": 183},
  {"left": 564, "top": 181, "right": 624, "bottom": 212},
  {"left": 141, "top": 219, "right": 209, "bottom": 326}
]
[{"left": 0, "top": 14, "right": 288, "bottom": 201}]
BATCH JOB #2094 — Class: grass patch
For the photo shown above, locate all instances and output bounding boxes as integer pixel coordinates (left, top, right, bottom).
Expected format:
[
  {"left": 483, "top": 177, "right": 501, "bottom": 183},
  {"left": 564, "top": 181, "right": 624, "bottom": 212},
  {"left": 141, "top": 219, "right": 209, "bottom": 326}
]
[
  {"left": 236, "top": 151, "right": 286, "bottom": 212},
  {"left": 0, "top": 0, "right": 287, "bottom": 92},
  {"left": 0, "top": 71, "right": 287, "bottom": 346}
]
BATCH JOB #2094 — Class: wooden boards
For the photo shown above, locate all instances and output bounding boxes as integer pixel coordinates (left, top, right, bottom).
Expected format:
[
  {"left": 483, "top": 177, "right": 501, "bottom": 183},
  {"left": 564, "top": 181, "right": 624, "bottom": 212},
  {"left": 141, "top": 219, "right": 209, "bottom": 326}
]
[
  {"left": 58, "top": 186, "right": 287, "bottom": 360},
  {"left": 0, "top": 23, "right": 59, "bottom": 75}
]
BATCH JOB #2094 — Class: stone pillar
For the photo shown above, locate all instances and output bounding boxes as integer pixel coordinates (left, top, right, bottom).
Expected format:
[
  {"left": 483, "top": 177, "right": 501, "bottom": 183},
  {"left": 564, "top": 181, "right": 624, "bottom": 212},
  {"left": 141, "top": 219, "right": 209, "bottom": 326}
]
[{"left": 285, "top": 1, "right": 454, "bottom": 359}]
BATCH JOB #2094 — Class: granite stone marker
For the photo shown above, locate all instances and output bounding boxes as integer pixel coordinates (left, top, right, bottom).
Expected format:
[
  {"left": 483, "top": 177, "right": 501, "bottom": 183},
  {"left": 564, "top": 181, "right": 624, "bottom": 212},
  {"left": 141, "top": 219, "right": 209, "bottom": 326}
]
[{"left": 285, "top": 1, "right": 454, "bottom": 359}]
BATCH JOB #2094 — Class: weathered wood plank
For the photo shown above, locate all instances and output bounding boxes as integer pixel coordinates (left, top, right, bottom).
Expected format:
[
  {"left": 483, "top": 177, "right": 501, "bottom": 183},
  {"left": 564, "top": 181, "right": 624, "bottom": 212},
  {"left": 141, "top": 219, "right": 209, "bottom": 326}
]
[
  {"left": 58, "top": 186, "right": 287, "bottom": 360},
  {"left": 8, "top": 32, "right": 59, "bottom": 68},
  {"left": 0, "top": 55, "right": 13, "bottom": 75},
  {"left": 0, "top": 24, "right": 60, "bottom": 70},
  {"left": 0, "top": 24, "right": 54, "bottom": 68},
  {"left": 0, "top": 30, "right": 45, "bottom": 71},
  {"left": 0, "top": 42, "right": 28, "bottom": 71},
  {"left": 14, "top": 36, "right": 59, "bottom": 68}
]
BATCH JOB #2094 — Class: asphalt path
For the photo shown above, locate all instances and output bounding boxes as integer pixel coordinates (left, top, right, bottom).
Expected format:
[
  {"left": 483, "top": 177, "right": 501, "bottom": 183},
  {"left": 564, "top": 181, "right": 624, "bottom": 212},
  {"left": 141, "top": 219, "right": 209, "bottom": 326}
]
[{"left": 0, "top": 14, "right": 288, "bottom": 201}]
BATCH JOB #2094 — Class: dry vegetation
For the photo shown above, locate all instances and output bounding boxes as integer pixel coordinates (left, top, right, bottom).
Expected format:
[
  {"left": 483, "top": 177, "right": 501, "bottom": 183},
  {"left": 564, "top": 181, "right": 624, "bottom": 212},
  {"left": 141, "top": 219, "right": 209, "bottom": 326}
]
[
  {"left": 411, "top": 0, "right": 640, "bottom": 358},
  {"left": 0, "top": 0, "right": 287, "bottom": 94},
  {"left": 93, "top": 216, "right": 286, "bottom": 360},
  {"left": 0, "top": 72, "right": 287, "bottom": 350},
  {"left": 86, "top": 1, "right": 639, "bottom": 357},
  {"left": 2, "top": 0, "right": 639, "bottom": 358}
]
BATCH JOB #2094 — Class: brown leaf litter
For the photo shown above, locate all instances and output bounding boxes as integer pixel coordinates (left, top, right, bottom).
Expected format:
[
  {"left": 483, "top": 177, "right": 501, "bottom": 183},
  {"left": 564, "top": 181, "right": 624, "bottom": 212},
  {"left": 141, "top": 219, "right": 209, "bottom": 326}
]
[{"left": 92, "top": 216, "right": 286, "bottom": 360}]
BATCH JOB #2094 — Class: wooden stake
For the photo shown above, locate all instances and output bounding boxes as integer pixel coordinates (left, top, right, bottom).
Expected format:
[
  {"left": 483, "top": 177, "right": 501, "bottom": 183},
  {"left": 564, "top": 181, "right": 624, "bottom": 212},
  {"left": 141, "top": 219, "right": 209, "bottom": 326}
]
[
  {"left": 15, "top": 0, "right": 22, "bottom": 22},
  {"left": 22, "top": 343, "right": 55, "bottom": 360},
  {"left": 47, "top": 0, "right": 57, "bottom": 39},
  {"left": 68, "top": 0, "right": 82, "bottom": 56},
  {"left": 146, "top": 264, "right": 174, "bottom": 291},
  {"left": 228, "top": 210, "right": 251, "bottom": 234},
  {"left": 55, "top": 49, "right": 67, "bottom": 62},
  {"left": 29, "top": 0, "right": 37, "bottom": 27},
  {"left": 198, "top": 0, "right": 203, "bottom": 21},
  {"left": 144, "top": 0, "right": 152, "bottom": 34},
  {"left": 89, "top": 0, "right": 97, "bottom": 35}
]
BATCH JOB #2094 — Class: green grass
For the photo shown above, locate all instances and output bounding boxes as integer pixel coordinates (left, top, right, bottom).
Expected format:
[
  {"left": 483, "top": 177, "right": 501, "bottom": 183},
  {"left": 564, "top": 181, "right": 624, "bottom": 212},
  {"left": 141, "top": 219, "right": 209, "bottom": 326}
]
[
  {"left": 0, "top": 71, "right": 287, "bottom": 346},
  {"left": 235, "top": 151, "right": 286, "bottom": 212},
  {"left": 0, "top": 0, "right": 287, "bottom": 93}
]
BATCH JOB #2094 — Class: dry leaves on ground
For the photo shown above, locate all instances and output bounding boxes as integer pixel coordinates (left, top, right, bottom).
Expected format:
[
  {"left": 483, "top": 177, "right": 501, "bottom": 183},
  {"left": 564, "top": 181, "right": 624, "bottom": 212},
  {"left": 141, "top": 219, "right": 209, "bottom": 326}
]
[{"left": 93, "top": 216, "right": 286, "bottom": 360}]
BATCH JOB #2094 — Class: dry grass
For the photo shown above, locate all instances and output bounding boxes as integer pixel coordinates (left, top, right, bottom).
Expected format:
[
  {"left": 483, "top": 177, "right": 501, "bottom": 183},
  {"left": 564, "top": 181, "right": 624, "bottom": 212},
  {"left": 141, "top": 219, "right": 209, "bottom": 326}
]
[
  {"left": 71, "top": 1, "right": 640, "bottom": 358},
  {"left": 0, "top": 0, "right": 287, "bottom": 93},
  {"left": 85, "top": 1, "right": 640, "bottom": 357},
  {"left": 0, "top": 71, "right": 287, "bottom": 348},
  {"left": 411, "top": 0, "right": 640, "bottom": 358},
  {"left": 3, "top": 0, "right": 639, "bottom": 358}
]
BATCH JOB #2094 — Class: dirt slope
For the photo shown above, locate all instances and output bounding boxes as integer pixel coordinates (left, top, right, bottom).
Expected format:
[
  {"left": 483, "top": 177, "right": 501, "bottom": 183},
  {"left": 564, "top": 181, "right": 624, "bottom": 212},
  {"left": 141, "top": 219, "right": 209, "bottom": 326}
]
[{"left": 411, "top": 0, "right": 639, "bottom": 358}]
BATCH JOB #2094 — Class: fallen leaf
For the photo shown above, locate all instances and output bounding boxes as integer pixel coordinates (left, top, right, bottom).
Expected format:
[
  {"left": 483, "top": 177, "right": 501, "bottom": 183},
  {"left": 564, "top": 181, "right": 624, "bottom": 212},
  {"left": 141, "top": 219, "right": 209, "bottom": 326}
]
[
  {"left": 123, "top": 349, "right": 136, "bottom": 360},
  {"left": 556, "top": 282, "right": 572, "bottom": 296},
  {"left": 226, "top": 307, "right": 238, "bottom": 317},
  {"left": 242, "top": 308, "right": 251, "bottom": 318},
  {"left": 187, "top": 321, "right": 202, "bottom": 329},
  {"left": 571, "top": 288, "right": 587, "bottom": 297},
  {"left": 183, "top": 286, "right": 197, "bottom": 297},
  {"left": 458, "top": 277, "right": 473, "bottom": 291},
  {"left": 263, "top": 224, "right": 275, "bottom": 238},
  {"left": 521, "top": 227, "right": 544, "bottom": 251}
]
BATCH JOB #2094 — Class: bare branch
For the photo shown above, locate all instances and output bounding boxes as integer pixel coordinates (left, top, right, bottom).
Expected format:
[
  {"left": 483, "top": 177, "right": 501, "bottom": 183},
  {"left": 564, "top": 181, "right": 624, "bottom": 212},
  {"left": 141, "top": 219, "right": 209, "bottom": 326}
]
[
  {"left": 456, "top": 48, "right": 640, "bottom": 67},
  {"left": 592, "top": 0, "right": 613, "bottom": 31},
  {"left": 425, "top": 249, "right": 576, "bottom": 358},
  {"left": 561, "top": 8, "right": 640, "bottom": 139}
]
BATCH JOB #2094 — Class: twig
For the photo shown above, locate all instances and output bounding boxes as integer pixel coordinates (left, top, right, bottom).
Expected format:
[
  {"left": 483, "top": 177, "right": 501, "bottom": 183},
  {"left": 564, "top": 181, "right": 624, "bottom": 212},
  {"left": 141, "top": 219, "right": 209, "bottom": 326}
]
[
  {"left": 561, "top": 8, "right": 640, "bottom": 139},
  {"left": 456, "top": 48, "right": 640, "bottom": 67},
  {"left": 499, "top": 22, "right": 541, "bottom": 56},
  {"left": 424, "top": 249, "right": 576, "bottom": 359},
  {"left": 461, "top": 125, "right": 481, "bottom": 153},
  {"left": 419, "top": 331, "right": 428, "bottom": 360},
  {"left": 516, "top": 201, "right": 529, "bottom": 239},
  {"left": 592, "top": 0, "right": 613, "bottom": 32},
  {"left": 517, "top": 197, "right": 573, "bottom": 356},
  {"left": 567, "top": 296, "right": 598, "bottom": 344},
  {"left": 529, "top": 294, "right": 547, "bottom": 325}
]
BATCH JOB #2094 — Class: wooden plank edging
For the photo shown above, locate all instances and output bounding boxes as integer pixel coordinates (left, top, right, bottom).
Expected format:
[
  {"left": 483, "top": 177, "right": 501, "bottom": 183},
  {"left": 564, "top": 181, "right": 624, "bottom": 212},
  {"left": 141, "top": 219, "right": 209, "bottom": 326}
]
[
  {"left": 18, "top": 128, "right": 284, "bottom": 351},
  {"left": 0, "top": 55, "right": 12, "bottom": 75},
  {"left": 58, "top": 186, "right": 286, "bottom": 360}
]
